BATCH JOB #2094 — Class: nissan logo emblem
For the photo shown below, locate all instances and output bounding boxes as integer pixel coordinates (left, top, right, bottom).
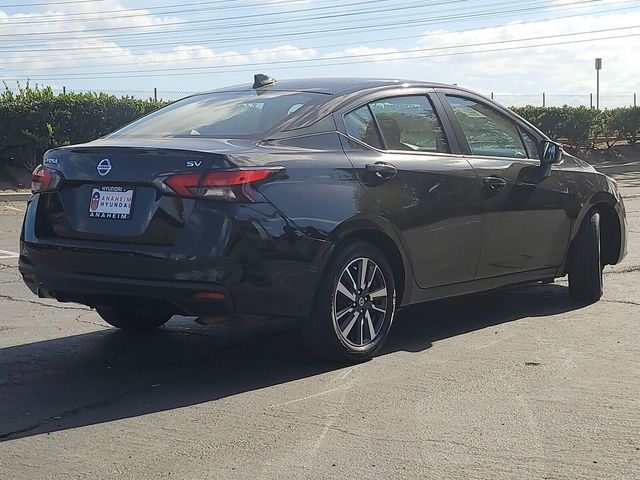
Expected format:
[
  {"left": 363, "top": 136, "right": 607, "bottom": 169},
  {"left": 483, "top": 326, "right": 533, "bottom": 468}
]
[{"left": 97, "top": 158, "right": 112, "bottom": 176}]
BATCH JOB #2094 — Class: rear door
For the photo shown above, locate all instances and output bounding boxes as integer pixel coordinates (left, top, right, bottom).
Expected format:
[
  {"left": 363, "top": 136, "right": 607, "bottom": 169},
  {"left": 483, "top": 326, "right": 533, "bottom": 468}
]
[
  {"left": 336, "top": 90, "right": 484, "bottom": 289},
  {"left": 437, "top": 91, "right": 572, "bottom": 278}
]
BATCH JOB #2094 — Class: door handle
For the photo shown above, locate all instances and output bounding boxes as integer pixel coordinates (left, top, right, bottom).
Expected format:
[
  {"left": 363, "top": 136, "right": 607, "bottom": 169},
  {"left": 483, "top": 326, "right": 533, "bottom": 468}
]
[
  {"left": 365, "top": 162, "right": 398, "bottom": 180},
  {"left": 482, "top": 176, "right": 507, "bottom": 191}
]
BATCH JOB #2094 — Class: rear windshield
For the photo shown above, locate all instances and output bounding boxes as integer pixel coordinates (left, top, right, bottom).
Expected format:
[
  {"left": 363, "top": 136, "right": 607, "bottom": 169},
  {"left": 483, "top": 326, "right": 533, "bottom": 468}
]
[{"left": 108, "top": 90, "right": 325, "bottom": 139}]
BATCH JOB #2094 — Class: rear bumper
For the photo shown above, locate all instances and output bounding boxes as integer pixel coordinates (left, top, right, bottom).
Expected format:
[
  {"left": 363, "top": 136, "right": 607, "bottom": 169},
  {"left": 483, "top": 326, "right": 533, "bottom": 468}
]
[
  {"left": 19, "top": 241, "right": 332, "bottom": 318},
  {"left": 20, "top": 196, "right": 334, "bottom": 318},
  {"left": 20, "top": 267, "right": 234, "bottom": 316}
]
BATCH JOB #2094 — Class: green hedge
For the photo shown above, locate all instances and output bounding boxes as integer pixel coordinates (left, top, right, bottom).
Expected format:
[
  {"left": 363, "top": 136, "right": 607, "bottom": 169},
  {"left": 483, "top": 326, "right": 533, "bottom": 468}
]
[
  {"left": 512, "top": 105, "right": 640, "bottom": 149},
  {"left": 0, "top": 85, "right": 639, "bottom": 170},
  {"left": 0, "top": 85, "right": 165, "bottom": 169}
]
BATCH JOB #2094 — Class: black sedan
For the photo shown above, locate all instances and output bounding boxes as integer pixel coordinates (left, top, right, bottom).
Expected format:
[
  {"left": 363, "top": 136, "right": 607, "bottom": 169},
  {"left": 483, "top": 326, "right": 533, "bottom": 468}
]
[{"left": 20, "top": 75, "right": 627, "bottom": 362}]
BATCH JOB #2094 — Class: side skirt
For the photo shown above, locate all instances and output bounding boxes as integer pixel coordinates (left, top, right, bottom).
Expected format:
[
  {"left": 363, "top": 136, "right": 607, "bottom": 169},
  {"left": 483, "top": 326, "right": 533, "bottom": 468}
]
[{"left": 405, "top": 267, "right": 560, "bottom": 306}]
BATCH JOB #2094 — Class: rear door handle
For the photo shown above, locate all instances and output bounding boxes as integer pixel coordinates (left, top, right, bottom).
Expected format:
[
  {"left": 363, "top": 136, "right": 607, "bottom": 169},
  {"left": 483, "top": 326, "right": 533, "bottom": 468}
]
[
  {"left": 482, "top": 176, "right": 507, "bottom": 191},
  {"left": 365, "top": 162, "right": 398, "bottom": 180}
]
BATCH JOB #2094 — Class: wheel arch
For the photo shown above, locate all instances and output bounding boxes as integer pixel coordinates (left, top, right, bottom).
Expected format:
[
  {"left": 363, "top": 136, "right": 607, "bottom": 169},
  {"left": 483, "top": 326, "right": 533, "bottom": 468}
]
[
  {"left": 594, "top": 202, "right": 622, "bottom": 266},
  {"left": 327, "top": 216, "right": 415, "bottom": 306},
  {"left": 568, "top": 192, "right": 624, "bottom": 268}
]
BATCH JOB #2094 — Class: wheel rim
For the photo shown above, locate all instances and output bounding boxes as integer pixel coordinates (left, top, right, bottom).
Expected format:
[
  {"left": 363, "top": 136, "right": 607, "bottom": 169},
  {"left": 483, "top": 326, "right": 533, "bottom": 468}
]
[{"left": 332, "top": 257, "right": 388, "bottom": 348}]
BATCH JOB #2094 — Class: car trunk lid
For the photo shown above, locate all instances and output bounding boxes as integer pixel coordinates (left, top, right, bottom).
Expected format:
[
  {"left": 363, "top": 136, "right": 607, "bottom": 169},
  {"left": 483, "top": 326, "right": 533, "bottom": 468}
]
[{"left": 37, "top": 139, "right": 256, "bottom": 245}]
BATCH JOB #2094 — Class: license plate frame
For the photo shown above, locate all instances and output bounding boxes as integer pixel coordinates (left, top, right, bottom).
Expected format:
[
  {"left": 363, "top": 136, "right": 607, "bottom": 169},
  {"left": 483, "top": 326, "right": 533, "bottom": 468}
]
[{"left": 88, "top": 186, "right": 135, "bottom": 220}]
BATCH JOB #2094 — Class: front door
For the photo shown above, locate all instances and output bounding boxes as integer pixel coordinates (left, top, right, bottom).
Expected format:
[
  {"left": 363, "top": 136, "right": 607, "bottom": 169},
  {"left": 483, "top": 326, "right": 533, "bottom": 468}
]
[
  {"left": 337, "top": 93, "right": 484, "bottom": 289},
  {"left": 440, "top": 93, "right": 572, "bottom": 279}
]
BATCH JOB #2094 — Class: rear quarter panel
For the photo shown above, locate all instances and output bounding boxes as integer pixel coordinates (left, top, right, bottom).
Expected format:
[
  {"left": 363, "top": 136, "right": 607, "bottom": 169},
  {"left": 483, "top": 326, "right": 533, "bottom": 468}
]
[{"left": 248, "top": 131, "right": 417, "bottom": 305}]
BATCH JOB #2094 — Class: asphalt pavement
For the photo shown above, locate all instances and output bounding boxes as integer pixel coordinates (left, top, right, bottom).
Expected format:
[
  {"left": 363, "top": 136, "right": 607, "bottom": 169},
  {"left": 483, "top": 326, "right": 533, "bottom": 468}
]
[{"left": 0, "top": 166, "right": 638, "bottom": 480}]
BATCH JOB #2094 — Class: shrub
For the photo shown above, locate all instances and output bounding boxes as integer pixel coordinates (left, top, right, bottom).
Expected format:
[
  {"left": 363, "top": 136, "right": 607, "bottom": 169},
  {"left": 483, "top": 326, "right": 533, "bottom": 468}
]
[
  {"left": 512, "top": 105, "right": 602, "bottom": 149},
  {"left": 0, "top": 84, "right": 165, "bottom": 169},
  {"left": 608, "top": 107, "right": 640, "bottom": 145}
]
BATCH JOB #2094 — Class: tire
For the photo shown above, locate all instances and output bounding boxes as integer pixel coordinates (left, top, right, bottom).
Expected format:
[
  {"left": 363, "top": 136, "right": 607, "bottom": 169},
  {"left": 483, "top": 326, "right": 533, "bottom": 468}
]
[
  {"left": 96, "top": 307, "right": 172, "bottom": 332},
  {"left": 301, "top": 241, "right": 396, "bottom": 363},
  {"left": 568, "top": 211, "right": 603, "bottom": 303}
]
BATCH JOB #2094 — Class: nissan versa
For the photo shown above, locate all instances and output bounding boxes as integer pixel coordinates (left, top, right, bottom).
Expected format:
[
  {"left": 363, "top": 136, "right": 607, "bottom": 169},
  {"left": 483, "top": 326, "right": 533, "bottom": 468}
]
[{"left": 20, "top": 76, "right": 627, "bottom": 362}]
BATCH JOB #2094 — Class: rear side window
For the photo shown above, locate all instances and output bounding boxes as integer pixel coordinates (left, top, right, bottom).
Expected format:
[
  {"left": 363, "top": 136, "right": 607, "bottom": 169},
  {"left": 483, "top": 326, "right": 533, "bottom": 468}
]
[
  {"left": 344, "top": 105, "right": 383, "bottom": 149},
  {"left": 446, "top": 96, "right": 527, "bottom": 158},
  {"left": 369, "top": 96, "right": 449, "bottom": 153}
]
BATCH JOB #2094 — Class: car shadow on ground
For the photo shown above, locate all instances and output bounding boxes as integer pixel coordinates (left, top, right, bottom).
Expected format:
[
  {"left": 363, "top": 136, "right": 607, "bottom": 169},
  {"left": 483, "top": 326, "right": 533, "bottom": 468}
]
[{"left": 0, "top": 283, "right": 584, "bottom": 442}]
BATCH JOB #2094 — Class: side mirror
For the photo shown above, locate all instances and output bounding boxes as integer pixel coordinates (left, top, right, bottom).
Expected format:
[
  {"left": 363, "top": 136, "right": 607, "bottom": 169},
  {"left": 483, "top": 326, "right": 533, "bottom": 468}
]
[
  {"left": 539, "top": 140, "right": 562, "bottom": 177},
  {"left": 540, "top": 140, "right": 562, "bottom": 164}
]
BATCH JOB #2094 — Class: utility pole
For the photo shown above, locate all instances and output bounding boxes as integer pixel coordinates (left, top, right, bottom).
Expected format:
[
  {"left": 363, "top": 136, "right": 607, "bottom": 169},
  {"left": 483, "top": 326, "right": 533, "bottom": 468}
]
[{"left": 595, "top": 58, "right": 602, "bottom": 110}]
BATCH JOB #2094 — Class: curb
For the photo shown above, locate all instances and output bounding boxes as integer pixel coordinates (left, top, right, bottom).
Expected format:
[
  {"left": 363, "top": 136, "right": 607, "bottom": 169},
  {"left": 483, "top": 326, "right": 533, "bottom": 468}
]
[{"left": 0, "top": 192, "right": 31, "bottom": 202}]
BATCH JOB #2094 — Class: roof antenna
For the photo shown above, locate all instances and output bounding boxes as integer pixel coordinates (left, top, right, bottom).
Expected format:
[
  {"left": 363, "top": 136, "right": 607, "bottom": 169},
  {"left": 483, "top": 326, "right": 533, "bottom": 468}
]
[{"left": 253, "top": 73, "right": 277, "bottom": 89}]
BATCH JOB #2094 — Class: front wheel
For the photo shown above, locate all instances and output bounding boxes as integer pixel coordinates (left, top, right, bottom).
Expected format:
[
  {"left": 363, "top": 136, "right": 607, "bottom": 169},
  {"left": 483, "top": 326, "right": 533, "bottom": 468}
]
[
  {"left": 96, "top": 307, "right": 172, "bottom": 332},
  {"left": 568, "top": 211, "right": 603, "bottom": 303},
  {"left": 301, "top": 242, "right": 396, "bottom": 363}
]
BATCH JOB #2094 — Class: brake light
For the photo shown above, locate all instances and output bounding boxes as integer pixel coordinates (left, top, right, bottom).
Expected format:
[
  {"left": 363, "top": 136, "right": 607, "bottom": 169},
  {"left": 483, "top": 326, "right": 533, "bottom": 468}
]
[
  {"left": 193, "top": 292, "right": 225, "bottom": 300},
  {"left": 31, "top": 165, "right": 62, "bottom": 193},
  {"left": 158, "top": 167, "right": 283, "bottom": 202},
  {"left": 164, "top": 173, "right": 202, "bottom": 197}
]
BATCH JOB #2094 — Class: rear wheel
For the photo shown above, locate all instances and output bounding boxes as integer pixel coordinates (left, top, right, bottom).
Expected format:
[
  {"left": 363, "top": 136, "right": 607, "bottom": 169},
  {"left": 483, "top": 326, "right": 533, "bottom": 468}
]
[
  {"left": 301, "top": 242, "right": 396, "bottom": 363},
  {"left": 96, "top": 307, "right": 172, "bottom": 332},
  {"left": 568, "top": 211, "right": 603, "bottom": 303}
]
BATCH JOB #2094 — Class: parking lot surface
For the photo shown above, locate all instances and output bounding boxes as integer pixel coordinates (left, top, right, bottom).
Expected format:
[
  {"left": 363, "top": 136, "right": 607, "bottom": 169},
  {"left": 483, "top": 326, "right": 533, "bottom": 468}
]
[{"left": 1, "top": 165, "right": 639, "bottom": 479}]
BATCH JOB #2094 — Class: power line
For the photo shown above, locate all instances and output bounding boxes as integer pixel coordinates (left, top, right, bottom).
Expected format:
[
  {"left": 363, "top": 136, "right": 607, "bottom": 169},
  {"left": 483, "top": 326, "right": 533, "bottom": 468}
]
[
  {"left": 6, "top": 30, "right": 638, "bottom": 80},
  {"left": 0, "top": 0, "right": 602, "bottom": 38},
  {"left": 6, "top": 0, "right": 637, "bottom": 57},
  {"left": 3, "top": 24, "right": 638, "bottom": 75},
  {"left": 0, "top": 0, "right": 615, "bottom": 48},
  {"left": 2, "top": 0, "right": 614, "bottom": 57},
  {"left": 0, "top": 0, "right": 482, "bottom": 48},
  {"left": 3, "top": 2, "right": 637, "bottom": 68},
  {"left": 0, "top": 0, "right": 396, "bottom": 26},
  {"left": 0, "top": 0, "right": 450, "bottom": 37},
  {"left": 1, "top": 0, "right": 244, "bottom": 21},
  {"left": 2, "top": 0, "right": 109, "bottom": 7}
]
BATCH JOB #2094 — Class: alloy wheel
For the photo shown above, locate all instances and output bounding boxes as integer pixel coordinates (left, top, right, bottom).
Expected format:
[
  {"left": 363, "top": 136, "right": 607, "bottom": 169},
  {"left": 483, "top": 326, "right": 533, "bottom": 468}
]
[{"left": 332, "top": 257, "right": 388, "bottom": 348}]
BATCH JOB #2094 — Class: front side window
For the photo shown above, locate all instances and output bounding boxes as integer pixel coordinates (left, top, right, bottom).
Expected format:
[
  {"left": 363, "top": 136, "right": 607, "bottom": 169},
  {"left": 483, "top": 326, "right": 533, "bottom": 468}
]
[
  {"left": 108, "top": 91, "right": 325, "bottom": 139},
  {"left": 446, "top": 96, "right": 527, "bottom": 158},
  {"left": 368, "top": 96, "right": 449, "bottom": 153},
  {"left": 519, "top": 127, "right": 540, "bottom": 159}
]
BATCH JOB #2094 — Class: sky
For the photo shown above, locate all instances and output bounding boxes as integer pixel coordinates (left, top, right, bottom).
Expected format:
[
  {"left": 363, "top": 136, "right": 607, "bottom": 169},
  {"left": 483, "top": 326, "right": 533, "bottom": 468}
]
[{"left": 0, "top": 0, "right": 639, "bottom": 105}]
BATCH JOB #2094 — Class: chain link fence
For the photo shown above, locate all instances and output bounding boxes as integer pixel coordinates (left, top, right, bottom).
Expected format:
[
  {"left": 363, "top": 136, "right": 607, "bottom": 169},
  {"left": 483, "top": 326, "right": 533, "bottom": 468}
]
[
  {"left": 11, "top": 87, "right": 198, "bottom": 102},
  {"left": 491, "top": 93, "right": 638, "bottom": 109}
]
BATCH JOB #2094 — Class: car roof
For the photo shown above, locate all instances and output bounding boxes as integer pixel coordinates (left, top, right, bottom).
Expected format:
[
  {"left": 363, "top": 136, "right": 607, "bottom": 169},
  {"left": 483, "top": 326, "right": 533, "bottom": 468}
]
[{"left": 202, "top": 77, "right": 450, "bottom": 95}]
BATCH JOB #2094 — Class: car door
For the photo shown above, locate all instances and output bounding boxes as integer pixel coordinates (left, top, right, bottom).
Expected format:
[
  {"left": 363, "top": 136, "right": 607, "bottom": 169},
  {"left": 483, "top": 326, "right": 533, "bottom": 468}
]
[
  {"left": 336, "top": 91, "right": 484, "bottom": 289},
  {"left": 438, "top": 91, "right": 572, "bottom": 279}
]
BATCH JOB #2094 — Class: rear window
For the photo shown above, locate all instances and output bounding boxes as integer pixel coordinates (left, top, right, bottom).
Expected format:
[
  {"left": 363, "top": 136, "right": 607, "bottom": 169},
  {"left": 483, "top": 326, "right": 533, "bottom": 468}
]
[{"left": 108, "top": 91, "right": 325, "bottom": 139}]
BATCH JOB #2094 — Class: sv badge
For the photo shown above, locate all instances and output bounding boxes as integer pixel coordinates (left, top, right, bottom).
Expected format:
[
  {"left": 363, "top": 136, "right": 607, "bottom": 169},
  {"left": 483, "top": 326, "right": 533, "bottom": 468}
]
[{"left": 186, "top": 161, "right": 203, "bottom": 168}]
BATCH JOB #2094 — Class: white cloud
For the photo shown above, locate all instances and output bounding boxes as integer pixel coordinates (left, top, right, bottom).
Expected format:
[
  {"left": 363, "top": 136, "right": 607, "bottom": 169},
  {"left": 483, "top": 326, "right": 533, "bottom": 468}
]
[
  {"left": 408, "top": 11, "right": 640, "bottom": 95},
  {"left": 316, "top": 11, "right": 640, "bottom": 99},
  {"left": 323, "top": 47, "right": 406, "bottom": 64},
  {"left": 248, "top": 45, "right": 317, "bottom": 63},
  {"left": 1, "top": 1, "right": 638, "bottom": 105}
]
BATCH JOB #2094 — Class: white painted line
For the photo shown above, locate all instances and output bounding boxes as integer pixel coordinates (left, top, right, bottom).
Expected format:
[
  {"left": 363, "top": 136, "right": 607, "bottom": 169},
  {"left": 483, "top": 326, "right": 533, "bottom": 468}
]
[
  {"left": 0, "top": 249, "right": 19, "bottom": 259},
  {"left": 4, "top": 205, "right": 24, "bottom": 212}
]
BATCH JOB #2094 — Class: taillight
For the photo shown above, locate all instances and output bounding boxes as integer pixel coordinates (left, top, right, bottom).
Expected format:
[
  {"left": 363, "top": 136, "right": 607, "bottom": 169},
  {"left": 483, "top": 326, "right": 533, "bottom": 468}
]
[
  {"left": 157, "top": 167, "right": 283, "bottom": 202},
  {"left": 31, "top": 165, "right": 62, "bottom": 193}
]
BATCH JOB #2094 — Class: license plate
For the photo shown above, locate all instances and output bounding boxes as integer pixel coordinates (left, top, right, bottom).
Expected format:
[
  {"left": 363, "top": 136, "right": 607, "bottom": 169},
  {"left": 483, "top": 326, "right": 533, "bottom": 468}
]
[{"left": 88, "top": 186, "right": 134, "bottom": 220}]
